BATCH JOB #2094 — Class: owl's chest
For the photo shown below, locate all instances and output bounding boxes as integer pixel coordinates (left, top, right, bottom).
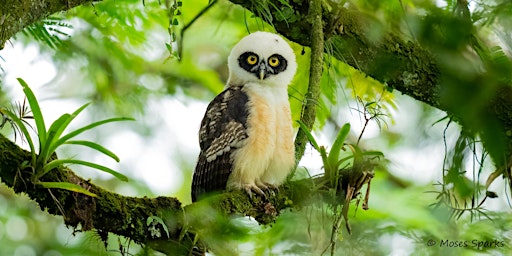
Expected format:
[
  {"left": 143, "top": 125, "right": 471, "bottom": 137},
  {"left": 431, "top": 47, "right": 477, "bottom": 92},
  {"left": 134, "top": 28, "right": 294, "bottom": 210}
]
[
  {"left": 228, "top": 84, "right": 294, "bottom": 179},
  {"left": 244, "top": 85, "right": 290, "bottom": 137}
]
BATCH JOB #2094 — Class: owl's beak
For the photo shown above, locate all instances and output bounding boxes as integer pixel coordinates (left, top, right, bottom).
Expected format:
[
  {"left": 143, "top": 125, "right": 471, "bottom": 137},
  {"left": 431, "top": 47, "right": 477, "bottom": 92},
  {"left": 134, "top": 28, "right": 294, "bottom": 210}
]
[{"left": 258, "top": 62, "right": 267, "bottom": 80}]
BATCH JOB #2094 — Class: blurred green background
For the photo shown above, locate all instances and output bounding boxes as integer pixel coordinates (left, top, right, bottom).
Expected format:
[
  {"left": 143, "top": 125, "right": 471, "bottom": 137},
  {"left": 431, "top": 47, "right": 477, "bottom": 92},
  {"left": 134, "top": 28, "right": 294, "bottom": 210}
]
[{"left": 1, "top": 0, "right": 511, "bottom": 255}]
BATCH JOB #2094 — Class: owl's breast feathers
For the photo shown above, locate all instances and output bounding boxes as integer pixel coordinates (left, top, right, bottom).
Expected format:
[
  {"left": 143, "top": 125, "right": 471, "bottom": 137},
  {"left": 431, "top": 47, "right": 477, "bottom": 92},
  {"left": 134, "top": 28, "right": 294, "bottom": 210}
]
[{"left": 192, "top": 86, "right": 249, "bottom": 201}]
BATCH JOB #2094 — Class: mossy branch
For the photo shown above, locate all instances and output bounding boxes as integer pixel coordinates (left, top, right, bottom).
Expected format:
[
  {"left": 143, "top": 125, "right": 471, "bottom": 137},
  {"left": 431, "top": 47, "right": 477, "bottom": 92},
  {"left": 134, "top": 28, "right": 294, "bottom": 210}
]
[
  {"left": 294, "top": 0, "right": 324, "bottom": 164},
  {"left": 0, "top": 132, "right": 321, "bottom": 254},
  {"left": 0, "top": 0, "right": 99, "bottom": 49}
]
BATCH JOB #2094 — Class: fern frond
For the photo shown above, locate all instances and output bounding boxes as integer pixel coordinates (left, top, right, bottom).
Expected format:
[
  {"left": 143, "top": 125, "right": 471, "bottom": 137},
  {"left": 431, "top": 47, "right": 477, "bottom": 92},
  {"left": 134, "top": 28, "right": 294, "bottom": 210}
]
[{"left": 21, "top": 17, "right": 72, "bottom": 49}]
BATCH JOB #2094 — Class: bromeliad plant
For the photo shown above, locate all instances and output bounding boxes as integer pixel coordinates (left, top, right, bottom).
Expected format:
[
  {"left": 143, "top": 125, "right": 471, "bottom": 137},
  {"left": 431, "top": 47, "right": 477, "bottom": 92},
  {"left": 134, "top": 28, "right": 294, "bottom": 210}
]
[
  {"left": 297, "top": 121, "right": 382, "bottom": 194},
  {"left": 297, "top": 120, "right": 383, "bottom": 254},
  {"left": 0, "top": 78, "right": 133, "bottom": 197},
  {"left": 297, "top": 121, "right": 352, "bottom": 190}
]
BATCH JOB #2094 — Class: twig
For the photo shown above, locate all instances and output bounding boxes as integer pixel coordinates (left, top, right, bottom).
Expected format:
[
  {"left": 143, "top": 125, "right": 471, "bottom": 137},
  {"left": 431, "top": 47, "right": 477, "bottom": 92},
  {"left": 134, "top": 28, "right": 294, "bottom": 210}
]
[{"left": 178, "top": 0, "right": 218, "bottom": 59}]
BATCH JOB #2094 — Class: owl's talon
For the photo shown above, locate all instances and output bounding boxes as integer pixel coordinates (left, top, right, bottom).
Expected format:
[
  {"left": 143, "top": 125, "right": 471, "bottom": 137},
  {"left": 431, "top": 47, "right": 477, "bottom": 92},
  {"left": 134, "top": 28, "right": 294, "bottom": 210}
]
[
  {"left": 258, "top": 182, "right": 278, "bottom": 196},
  {"left": 244, "top": 184, "right": 267, "bottom": 200},
  {"left": 266, "top": 183, "right": 279, "bottom": 192}
]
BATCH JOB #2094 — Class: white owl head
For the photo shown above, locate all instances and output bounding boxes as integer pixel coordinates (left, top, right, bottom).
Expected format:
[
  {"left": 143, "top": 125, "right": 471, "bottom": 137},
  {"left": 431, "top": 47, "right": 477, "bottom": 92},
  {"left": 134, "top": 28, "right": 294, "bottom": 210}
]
[{"left": 227, "top": 31, "right": 297, "bottom": 88}]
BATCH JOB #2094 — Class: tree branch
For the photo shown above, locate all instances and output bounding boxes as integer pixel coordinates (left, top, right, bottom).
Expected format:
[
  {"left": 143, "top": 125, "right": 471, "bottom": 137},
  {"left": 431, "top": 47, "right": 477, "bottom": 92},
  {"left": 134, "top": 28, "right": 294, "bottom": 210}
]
[
  {"left": 0, "top": 132, "right": 319, "bottom": 254},
  {"left": 294, "top": 0, "right": 324, "bottom": 164},
  {"left": 0, "top": 0, "right": 99, "bottom": 49}
]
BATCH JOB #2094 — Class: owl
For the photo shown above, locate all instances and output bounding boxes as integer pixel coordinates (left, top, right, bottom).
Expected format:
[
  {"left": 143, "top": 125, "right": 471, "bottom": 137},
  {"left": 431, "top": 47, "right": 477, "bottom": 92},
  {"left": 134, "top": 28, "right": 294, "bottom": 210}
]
[{"left": 192, "top": 31, "right": 297, "bottom": 201}]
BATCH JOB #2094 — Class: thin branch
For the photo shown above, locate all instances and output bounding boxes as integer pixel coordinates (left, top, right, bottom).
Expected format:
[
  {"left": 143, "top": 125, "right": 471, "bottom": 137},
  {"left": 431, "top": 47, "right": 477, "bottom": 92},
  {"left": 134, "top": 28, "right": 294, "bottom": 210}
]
[
  {"left": 178, "top": 0, "right": 218, "bottom": 59},
  {"left": 294, "top": 0, "right": 324, "bottom": 165}
]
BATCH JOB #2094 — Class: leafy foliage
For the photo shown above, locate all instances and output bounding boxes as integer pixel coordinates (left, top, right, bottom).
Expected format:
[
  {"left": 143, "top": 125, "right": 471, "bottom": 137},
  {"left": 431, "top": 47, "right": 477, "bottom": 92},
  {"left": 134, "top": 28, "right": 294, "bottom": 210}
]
[
  {"left": 0, "top": 78, "right": 132, "bottom": 196},
  {"left": 2, "top": 0, "right": 512, "bottom": 255},
  {"left": 20, "top": 17, "right": 72, "bottom": 50}
]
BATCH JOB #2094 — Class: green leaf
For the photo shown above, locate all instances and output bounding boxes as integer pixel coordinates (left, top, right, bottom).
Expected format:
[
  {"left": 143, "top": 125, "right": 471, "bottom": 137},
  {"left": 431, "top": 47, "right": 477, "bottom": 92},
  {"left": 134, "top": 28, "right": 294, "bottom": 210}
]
[
  {"left": 56, "top": 117, "right": 135, "bottom": 146},
  {"left": 147, "top": 216, "right": 170, "bottom": 238},
  {"left": 52, "top": 103, "right": 90, "bottom": 142},
  {"left": 45, "top": 103, "right": 91, "bottom": 156},
  {"left": 362, "top": 150, "right": 384, "bottom": 158},
  {"left": 37, "top": 181, "right": 97, "bottom": 197},
  {"left": 38, "top": 113, "right": 71, "bottom": 168},
  {"left": 364, "top": 101, "right": 376, "bottom": 108},
  {"left": 318, "top": 145, "right": 330, "bottom": 173},
  {"left": 17, "top": 78, "right": 47, "bottom": 148},
  {"left": 432, "top": 115, "right": 450, "bottom": 126},
  {"left": 327, "top": 123, "right": 350, "bottom": 168},
  {"left": 336, "top": 155, "right": 354, "bottom": 167},
  {"left": 43, "top": 159, "right": 128, "bottom": 182},
  {"left": 345, "top": 143, "right": 364, "bottom": 163},
  {"left": 1, "top": 108, "right": 37, "bottom": 165},
  {"left": 297, "top": 120, "right": 320, "bottom": 151},
  {"left": 46, "top": 114, "right": 71, "bottom": 138},
  {"left": 486, "top": 169, "right": 502, "bottom": 188},
  {"left": 65, "top": 140, "right": 120, "bottom": 162}
]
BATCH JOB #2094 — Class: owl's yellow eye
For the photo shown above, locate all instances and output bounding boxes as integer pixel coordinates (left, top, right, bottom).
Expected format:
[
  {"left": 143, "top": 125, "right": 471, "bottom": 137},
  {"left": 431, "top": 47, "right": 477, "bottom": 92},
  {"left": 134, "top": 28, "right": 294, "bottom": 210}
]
[
  {"left": 247, "top": 55, "right": 258, "bottom": 65},
  {"left": 268, "top": 56, "right": 280, "bottom": 67}
]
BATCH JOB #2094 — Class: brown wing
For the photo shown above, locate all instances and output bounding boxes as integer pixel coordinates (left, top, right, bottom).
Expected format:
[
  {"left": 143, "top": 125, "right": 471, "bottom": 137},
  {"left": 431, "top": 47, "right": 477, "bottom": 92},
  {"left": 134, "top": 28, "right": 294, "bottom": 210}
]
[{"left": 191, "top": 86, "right": 249, "bottom": 202}]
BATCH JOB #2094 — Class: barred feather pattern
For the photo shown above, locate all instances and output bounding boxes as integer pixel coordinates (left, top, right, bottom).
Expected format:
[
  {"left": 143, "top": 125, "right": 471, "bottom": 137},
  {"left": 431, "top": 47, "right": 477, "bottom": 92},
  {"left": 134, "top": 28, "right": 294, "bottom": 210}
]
[{"left": 192, "top": 86, "right": 249, "bottom": 202}]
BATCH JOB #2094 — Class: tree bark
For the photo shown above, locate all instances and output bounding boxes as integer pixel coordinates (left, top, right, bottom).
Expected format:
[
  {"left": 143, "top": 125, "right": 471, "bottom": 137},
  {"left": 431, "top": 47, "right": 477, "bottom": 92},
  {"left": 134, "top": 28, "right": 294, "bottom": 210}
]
[{"left": 0, "top": 0, "right": 99, "bottom": 49}]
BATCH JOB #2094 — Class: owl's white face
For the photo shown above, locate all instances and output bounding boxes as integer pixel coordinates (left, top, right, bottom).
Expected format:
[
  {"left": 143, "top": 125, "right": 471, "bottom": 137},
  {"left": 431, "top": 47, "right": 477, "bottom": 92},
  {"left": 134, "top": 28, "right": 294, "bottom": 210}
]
[{"left": 227, "top": 32, "right": 297, "bottom": 88}]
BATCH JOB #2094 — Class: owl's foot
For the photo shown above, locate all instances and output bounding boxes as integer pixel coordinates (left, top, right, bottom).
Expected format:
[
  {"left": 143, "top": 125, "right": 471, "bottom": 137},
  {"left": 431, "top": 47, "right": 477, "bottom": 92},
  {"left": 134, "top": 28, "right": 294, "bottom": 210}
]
[
  {"left": 243, "top": 182, "right": 280, "bottom": 199},
  {"left": 265, "top": 183, "right": 279, "bottom": 193},
  {"left": 243, "top": 184, "right": 268, "bottom": 200},
  {"left": 259, "top": 181, "right": 283, "bottom": 197}
]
